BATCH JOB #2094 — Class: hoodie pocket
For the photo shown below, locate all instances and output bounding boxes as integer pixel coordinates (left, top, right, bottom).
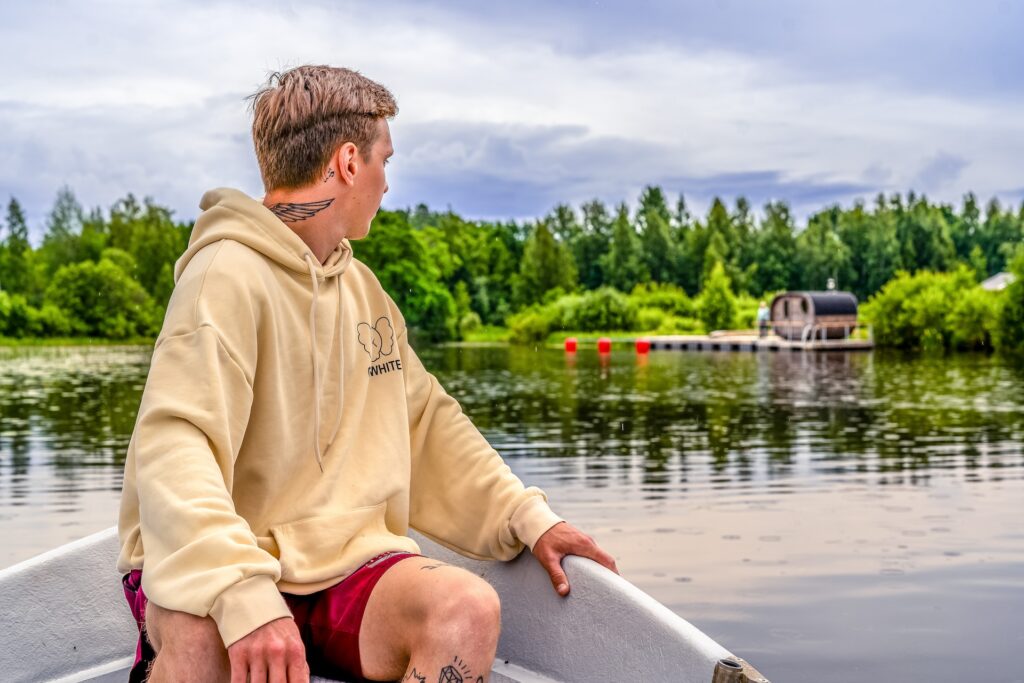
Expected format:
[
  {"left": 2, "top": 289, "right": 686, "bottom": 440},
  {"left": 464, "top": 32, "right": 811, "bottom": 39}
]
[{"left": 269, "top": 502, "right": 387, "bottom": 584}]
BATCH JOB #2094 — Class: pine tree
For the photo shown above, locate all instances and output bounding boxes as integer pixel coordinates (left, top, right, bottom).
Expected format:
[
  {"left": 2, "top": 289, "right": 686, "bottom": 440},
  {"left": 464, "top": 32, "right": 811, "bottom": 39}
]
[
  {"left": 39, "top": 186, "right": 85, "bottom": 275},
  {"left": 637, "top": 186, "right": 675, "bottom": 283},
  {"left": 753, "top": 201, "right": 797, "bottom": 294},
  {"left": 601, "top": 203, "right": 648, "bottom": 292},
  {"left": 697, "top": 261, "right": 736, "bottom": 332},
  {"left": 516, "top": 220, "right": 577, "bottom": 305},
  {"left": 1, "top": 198, "right": 31, "bottom": 294}
]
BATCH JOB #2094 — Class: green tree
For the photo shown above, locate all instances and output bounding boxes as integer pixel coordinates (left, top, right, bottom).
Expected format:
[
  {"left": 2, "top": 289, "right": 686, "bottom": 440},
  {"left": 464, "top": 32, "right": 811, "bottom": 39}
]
[
  {"left": 637, "top": 186, "right": 675, "bottom": 283},
  {"left": 795, "top": 207, "right": 853, "bottom": 290},
  {"left": 837, "top": 197, "right": 902, "bottom": 300},
  {"left": 38, "top": 186, "right": 86, "bottom": 276},
  {"left": 601, "top": 203, "right": 648, "bottom": 293},
  {"left": 573, "top": 199, "right": 613, "bottom": 290},
  {"left": 697, "top": 261, "right": 736, "bottom": 332},
  {"left": 699, "top": 198, "right": 747, "bottom": 291},
  {"left": 950, "top": 193, "right": 981, "bottom": 263},
  {"left": 752, "top": 201, "right": 797, "bottom": 294},
  {"left": 516, "top": 220, "right": 577, "bottom": 306},
  {"left": 1, "top": 198, "right": 32, "bottom": 295},
  {"left": 977, "top": 199, "right": 1022, "bottom": 274},
  {"left": 356, "top": 210, "right": 457, "bottom": 341},
  {"left": 107, "top": 194, "right": 191, "bottom": 304},
  {"left": 994, "top": 248, "right": 1024, "bottom": 356}
]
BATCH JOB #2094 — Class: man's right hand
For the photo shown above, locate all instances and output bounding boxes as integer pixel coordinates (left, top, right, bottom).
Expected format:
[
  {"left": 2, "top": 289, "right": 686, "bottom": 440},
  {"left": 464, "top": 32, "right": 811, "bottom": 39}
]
[{"left": 227, "top": 616, "right": 309, "bottom": 683}]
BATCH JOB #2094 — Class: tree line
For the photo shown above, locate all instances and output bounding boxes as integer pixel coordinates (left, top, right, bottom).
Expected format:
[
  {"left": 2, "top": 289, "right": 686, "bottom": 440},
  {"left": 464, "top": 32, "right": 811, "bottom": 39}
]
[{"left": 1, "top": 185, "right": 1022, "bottom": 351}]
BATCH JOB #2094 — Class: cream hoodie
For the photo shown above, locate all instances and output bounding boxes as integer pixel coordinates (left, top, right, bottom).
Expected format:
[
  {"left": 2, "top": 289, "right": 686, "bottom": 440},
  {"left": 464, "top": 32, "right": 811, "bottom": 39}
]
[{"left": 116, "top": 187, "right": 562, "bottom": 646}]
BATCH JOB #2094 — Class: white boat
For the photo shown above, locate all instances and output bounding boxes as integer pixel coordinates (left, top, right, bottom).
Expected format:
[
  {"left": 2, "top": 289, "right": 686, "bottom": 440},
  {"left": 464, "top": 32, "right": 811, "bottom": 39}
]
[{"left": 0, "top": 527, "right": 768, "bottom": 682}]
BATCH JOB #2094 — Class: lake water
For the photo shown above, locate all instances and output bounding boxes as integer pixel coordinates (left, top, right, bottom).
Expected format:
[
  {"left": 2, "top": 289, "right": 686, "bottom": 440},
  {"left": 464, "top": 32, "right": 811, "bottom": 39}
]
[{"left": 2, "top": 344, "right": 1023, "bottom": 683}]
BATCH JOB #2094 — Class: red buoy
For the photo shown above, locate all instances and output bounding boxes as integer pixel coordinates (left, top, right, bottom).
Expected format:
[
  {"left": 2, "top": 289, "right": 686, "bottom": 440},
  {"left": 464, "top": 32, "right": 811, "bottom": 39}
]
[
  {"left": 564, "top": 337, "right": 578, "bottom": 353},
  {"left": 597, "top": 337, "right": 612, "bottom": 354},
  {"left": 636, "top": 338, "right": 650, "bottom": 354}
]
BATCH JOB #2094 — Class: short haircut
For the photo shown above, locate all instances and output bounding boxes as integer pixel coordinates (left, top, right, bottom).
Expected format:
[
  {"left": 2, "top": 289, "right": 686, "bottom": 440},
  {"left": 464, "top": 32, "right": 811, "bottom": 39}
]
[{"left": 246, "top": 65, "right": 398, "bottom": 191}]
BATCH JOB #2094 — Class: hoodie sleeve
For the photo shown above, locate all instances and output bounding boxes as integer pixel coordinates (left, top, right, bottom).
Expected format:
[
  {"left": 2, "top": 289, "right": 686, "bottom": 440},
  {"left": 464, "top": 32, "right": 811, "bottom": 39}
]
[
  {"left": 398, "top": 323, "right": 563, "bottom": 561},
  {"left": 134, "top": 248, "right": 292, "bottom": 646}
]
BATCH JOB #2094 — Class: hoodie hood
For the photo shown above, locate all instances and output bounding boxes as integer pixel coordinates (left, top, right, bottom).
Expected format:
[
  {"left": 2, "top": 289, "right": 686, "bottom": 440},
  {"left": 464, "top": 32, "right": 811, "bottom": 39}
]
[
  {"left": 179, "top": 187, "right": 354, "bottom": 472},
  {"left": 175, "top": 187, "right": 353, "bottom": 284}
]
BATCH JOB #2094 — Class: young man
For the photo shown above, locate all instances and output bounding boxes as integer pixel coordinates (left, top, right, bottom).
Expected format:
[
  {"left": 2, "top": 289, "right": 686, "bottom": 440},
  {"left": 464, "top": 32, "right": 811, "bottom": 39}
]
[{"left": 116, "top": 65, "right": 617, "bottom": 683}]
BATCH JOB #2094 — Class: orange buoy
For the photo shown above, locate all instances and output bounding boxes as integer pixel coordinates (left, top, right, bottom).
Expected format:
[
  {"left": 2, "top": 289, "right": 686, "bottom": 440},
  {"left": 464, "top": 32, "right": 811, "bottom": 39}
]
[
  {"left": 636, "top": 338, "right": 650, "bottom": 354},
  {"left": 597, "top": 337, "right": 612, "bottom": 354},
  {"left": 564, "top": 337, "right": 578, "bottom": 353}
]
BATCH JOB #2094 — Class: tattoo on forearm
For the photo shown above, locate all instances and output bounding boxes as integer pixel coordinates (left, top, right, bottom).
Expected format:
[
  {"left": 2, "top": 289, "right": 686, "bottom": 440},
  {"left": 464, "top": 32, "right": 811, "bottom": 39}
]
[
  {"left": 322, "top": 168, "right": 335, "bottom": 183},
  {"left": 268, "top": 198, "right": 334, "bottom": 222}
]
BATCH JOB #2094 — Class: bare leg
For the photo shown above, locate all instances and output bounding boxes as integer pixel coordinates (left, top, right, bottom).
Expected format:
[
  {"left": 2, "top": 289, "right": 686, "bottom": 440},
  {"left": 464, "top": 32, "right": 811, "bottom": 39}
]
[
  {"left": 359, "top": 556, "right": 501, "bottom": 682},
  {"left": 144, "top": 602, "right": 232, "bottom": 683}
]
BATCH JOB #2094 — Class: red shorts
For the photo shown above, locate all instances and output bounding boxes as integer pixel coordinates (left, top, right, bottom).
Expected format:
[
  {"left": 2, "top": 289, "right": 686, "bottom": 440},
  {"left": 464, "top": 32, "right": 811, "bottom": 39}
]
[{"left": 122, "top": 550, "right": 418, "bottom": 683}]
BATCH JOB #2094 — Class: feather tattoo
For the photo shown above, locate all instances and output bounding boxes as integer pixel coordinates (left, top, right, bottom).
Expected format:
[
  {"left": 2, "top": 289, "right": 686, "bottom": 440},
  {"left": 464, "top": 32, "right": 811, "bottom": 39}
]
[{"left": 269, "top": 198, "right": 335, "bottom": 222}]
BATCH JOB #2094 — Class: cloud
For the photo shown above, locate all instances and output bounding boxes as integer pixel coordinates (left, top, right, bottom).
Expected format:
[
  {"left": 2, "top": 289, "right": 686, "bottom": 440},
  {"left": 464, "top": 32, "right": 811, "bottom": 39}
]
[
  {"left": 1, "top": 0, "right": 1023, "bottom": 236},
  {"left": 913, "top": 152, "right": 969, "bottom": 192},
  {"left": 387, "top": 120, "right": 876, "bottom": 220}
]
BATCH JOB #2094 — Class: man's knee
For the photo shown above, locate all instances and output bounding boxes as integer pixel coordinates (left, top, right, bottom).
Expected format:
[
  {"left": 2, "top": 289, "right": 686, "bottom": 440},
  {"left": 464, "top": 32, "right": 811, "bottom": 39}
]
[{"left": 424, "top": 575, "right": 502, "bottom": 642}]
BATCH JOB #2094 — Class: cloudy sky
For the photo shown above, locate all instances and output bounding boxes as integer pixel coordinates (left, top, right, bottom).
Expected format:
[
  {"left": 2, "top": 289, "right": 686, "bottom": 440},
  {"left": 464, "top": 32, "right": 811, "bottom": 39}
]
[{"left": 3, "top": 0, "right": 1023, "bottom": 238}]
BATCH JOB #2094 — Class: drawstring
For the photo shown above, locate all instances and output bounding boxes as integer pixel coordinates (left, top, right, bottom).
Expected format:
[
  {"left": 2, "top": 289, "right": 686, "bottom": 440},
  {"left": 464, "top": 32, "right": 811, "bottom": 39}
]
[
  {"left": 326, "top": 275, "right": 345, "bottom": 449},
  {"left": 303, "top": 251, "right": 347, "bottom": 472},
  {"left": 304, "top": 253, "right": 325, "bottom": 473}
]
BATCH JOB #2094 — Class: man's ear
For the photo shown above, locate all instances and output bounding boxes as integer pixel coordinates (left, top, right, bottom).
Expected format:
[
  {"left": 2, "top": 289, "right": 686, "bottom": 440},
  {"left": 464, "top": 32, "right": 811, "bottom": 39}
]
[{"left": 335, "top": 142, "right": 359, "bottom": 187}]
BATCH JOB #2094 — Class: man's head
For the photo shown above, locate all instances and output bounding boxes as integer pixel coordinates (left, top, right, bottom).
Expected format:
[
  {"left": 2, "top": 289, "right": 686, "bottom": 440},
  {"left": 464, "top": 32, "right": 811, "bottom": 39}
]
[{"left": 247, "top": 65, "right": 396, "bottom": 238}]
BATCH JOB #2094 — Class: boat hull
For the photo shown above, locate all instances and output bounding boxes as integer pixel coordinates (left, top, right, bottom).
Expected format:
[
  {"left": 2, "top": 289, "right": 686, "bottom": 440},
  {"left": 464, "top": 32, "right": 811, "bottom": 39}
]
[{"left": 0, "top": 527, "right": 737, "bottom": 682}]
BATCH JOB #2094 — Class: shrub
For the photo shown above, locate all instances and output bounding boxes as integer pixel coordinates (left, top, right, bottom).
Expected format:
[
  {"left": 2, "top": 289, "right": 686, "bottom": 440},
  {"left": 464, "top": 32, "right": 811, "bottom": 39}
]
[
  {"left": 0, "top": 292, "right": 34, "bottom": 337},
  {"left": 565, "top": 287, "right": 637, "bottom": 331},
  {"left": 636, "top": 306, "right": 665, "bottom": 331},
  {"left": 459, "top": 311, "right": 482, "bottom": 337},
  {"left": 507, "top": 305, "right": 558, "bottom": 344},
  {"left": 45, "top": 260, "right": 160, "bottom": 338},
  {"left": 948, "top": 287, "right": 998, "bottom": 350},
  {"left": 629, "top": 283, "right": 694, "bottom": 317},
  {"left": 28, "top": 303, "right": 73, "bottom": 337},
  {"left": 862, "top": 266, "right": 996, "bottom": 350},
  {"left": 734, "top": 294, "right": 762, "bottom": 329},
  {"left": 100, "top": 247, "right": 138, "bottom": 277},
  {"left": 655, "top": 314, "right": 704, "bottom": 335}
]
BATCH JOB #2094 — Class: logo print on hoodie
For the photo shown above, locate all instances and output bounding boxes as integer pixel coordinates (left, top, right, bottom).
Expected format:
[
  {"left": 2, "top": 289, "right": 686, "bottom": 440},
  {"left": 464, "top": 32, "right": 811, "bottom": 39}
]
[{"left": 358, "top": 316, "right": 403, "bottom": 377}]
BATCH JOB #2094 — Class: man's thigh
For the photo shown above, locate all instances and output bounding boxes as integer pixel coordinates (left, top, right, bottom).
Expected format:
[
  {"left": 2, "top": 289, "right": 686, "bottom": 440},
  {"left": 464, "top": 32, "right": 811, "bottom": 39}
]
[{"left": 358, "top": 555, "right": 501, "bottom": 680}]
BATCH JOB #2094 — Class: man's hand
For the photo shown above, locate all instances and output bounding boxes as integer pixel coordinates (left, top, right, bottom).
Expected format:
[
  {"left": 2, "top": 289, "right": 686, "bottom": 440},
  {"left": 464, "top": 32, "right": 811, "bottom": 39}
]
[
  {"left": 532, "top": 521, "right": 619, "bottom": 597},
  {"left": 227, "top": 616, "right": 309, "bottom": 683}
]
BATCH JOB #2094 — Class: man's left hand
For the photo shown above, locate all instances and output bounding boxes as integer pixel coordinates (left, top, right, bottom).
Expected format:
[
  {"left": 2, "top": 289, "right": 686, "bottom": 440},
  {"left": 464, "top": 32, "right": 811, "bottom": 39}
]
[{"left": 531, "top": 521, "right": 619, "bottom": 597}]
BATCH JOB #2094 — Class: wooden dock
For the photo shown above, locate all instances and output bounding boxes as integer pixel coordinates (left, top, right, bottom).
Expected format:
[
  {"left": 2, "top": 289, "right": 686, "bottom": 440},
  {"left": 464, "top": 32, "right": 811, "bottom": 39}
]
[{"left": 646, "top": 333, "right": 873, "bottom": 352}]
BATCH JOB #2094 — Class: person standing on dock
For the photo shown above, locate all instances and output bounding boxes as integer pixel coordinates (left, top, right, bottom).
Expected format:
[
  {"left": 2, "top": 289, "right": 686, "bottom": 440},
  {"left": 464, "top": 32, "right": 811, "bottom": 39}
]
[
  {"left": 757, "top": 300, "right": 770, "bottom": 338},
  {"left": 116, "top": 65, "right": 618, "bottom": 683}
]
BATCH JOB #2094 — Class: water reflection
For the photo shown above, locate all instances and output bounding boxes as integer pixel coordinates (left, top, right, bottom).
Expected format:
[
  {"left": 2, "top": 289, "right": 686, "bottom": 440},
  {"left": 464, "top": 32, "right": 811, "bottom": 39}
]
[
  {"left": 2, "top": 345, "right": 1022, "bottom": 543},
  {"left": 2, "top": 345, "right": 1024, "bottom": 683},
  {"left": 422, "top": 347, "right": 1023, "bottom": 496}
]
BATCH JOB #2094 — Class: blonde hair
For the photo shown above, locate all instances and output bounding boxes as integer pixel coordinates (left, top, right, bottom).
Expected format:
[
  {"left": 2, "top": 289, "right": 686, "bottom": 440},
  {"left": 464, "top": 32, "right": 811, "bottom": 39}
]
[{"left": 247, "top": 65, "right": 398, "bottom": 191}]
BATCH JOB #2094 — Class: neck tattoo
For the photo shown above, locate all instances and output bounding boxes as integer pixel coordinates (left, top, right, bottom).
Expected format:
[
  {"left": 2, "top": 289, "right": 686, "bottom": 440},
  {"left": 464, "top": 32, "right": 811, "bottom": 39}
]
[{"left": 269, "top": 198, "right": 335, "bottom": 223}]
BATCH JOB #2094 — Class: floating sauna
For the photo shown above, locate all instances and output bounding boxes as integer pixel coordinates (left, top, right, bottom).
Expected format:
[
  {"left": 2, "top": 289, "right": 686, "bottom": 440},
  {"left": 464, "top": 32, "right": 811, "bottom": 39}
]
[{"left": 770, "top": 291, "right": 858, "bottom": 341}]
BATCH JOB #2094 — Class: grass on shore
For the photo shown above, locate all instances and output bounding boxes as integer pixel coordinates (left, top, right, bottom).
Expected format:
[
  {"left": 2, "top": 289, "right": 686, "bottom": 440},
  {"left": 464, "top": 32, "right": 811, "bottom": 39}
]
[
  {"left": 0, "top": 336, "right": 154, "bottom": 347},
  {"left": 458, "top": 326, "right": 708, "bottom": 348}
]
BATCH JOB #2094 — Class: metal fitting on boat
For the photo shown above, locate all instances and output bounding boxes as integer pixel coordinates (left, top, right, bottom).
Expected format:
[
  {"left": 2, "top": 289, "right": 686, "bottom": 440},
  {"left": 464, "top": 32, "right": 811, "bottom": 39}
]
[{"left": 712, "top": 656, "right": 770, "bottom": 683}]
